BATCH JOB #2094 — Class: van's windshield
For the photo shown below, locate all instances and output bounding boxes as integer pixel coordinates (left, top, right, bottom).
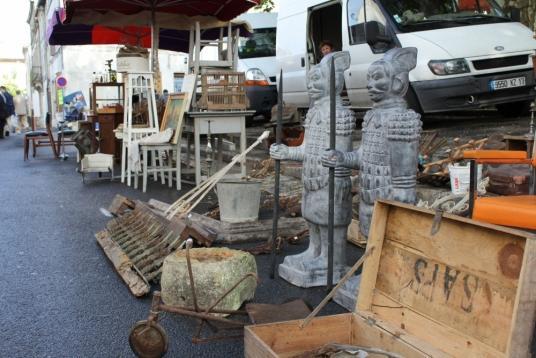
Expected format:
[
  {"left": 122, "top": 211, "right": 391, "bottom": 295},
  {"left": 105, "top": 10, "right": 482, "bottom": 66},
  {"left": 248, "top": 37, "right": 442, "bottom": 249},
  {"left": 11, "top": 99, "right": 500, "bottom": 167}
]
[
  {"left": 380, "top": 0, "right": 511, "bottom": 32},
  {"left": 238, "top": 28, "right": 276, "bottom": 59}
]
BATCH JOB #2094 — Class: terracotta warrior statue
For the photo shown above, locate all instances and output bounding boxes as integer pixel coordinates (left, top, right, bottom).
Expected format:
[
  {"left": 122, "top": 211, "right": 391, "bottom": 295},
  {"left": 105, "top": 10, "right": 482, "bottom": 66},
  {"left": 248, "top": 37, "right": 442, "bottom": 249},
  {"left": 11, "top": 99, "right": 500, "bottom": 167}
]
[
  {"left": 322, "top": 47, "right": 422, "bottom": 239},
  {"left": 270, "top": 51, "right": 355, "bottom": 287}
]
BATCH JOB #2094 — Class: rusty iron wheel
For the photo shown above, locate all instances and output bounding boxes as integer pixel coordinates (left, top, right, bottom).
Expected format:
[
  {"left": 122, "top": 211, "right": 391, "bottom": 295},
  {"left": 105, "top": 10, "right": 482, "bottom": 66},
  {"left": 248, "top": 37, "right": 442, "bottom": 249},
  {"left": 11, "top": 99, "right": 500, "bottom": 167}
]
[{"left": 129, "top": 320, "right": 168, "bottom": 358}]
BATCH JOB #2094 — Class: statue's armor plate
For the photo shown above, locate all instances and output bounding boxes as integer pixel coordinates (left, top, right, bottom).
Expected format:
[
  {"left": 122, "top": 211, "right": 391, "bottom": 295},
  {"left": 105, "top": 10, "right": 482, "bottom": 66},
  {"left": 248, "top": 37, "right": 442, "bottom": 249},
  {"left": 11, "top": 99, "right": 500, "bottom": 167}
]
[
  {"left": 301, "top": 104, "right": 354, "bottom": 226},
  {"left": 360, "top": 109, "right": 392, "bottom": 205}
]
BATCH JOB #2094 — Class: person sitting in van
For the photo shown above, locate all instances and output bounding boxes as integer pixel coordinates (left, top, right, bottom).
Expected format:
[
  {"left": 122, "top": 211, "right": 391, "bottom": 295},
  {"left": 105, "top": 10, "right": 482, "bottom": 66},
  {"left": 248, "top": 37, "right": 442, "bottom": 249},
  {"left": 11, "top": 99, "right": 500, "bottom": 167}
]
[{"left": 319, "top": 40, "right": 335, "bottom": 64}]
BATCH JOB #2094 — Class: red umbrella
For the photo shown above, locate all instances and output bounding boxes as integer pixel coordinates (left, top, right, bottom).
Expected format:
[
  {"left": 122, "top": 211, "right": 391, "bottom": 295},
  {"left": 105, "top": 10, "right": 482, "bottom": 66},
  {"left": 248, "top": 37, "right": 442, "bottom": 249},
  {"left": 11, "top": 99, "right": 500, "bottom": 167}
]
[
  {"left": 64, "top": 0, "right": 260, "bottom": 72},
  {"left": 48, "top": 8, "right": 251, "bottom": 52},
  {"left": 64, "top": 0, "right": 260, "bottom": 24}
]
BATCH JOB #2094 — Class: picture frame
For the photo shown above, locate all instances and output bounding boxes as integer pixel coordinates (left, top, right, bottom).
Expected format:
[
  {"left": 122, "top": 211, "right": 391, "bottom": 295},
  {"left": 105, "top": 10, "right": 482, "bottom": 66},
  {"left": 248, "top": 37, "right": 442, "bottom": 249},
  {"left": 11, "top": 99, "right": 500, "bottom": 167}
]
[{"left": 160, "top": 92, "right": 188, "bottom": 144}]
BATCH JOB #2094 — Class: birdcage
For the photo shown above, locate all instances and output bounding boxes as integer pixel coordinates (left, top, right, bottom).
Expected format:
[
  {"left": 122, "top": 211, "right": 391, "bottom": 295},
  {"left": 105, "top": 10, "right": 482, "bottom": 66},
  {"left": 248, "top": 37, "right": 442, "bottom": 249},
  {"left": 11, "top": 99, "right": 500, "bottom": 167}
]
[{"left": 198, "top": 71, "right": 248, "bottom": 110}]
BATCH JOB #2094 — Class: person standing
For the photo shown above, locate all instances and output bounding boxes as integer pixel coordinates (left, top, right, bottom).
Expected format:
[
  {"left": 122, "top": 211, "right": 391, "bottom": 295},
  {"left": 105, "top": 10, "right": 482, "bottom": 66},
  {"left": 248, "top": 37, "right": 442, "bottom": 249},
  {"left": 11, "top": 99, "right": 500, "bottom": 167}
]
[
  {"left": 14, "top": 90, "right": 29, "bottom": 132},
  {"left": 0, "top": 89, "right": 8, "bottom": 138},
  {"left": 0, "top": 86, "right": 15, "bottom": 136}
]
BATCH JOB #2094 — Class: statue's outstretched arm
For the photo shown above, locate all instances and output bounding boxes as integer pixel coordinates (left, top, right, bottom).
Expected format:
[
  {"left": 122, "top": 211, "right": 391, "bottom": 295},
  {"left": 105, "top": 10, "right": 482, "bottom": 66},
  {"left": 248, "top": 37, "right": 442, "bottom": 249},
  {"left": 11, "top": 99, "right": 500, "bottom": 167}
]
[
  {"left": 287, "top": 138, "right": 305, "bottom": 162},
  {"left": 270, "top": 140, "right": 305, "bottom": 162},
  {"left": 341, "top": 146, "right": 361, "bottom": 170}
]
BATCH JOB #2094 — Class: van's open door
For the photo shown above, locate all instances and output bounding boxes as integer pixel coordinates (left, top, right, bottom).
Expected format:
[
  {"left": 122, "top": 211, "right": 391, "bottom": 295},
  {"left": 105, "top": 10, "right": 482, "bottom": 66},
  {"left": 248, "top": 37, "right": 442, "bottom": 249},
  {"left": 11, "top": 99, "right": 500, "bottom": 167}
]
[
  {"left": 308, "top": 2, "right": 343, "bottom": 65},
  {"left": 343, "top": 0, "right": 393, "bottom": 108}
]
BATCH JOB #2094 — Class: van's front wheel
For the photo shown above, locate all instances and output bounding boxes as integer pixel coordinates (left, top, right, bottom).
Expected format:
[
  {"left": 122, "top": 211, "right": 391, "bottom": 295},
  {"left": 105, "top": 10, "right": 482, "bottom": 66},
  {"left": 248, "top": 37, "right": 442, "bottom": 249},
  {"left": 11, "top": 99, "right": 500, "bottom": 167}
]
[{"left": 496, "top": 100, "right": 532, "bottom": 118}]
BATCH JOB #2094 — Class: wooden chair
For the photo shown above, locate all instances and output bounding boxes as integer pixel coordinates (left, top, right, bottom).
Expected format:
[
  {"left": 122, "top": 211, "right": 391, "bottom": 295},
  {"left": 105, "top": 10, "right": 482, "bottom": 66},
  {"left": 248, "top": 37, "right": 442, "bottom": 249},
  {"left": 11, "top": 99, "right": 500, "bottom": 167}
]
[
  {"left": 464, "top": 150, "right": 536, "bottom": 230},
  {"left": 56, "top": 117, "right": 78, "bottom": 158},
  {"left": 24, "top": 113, "right": 58, "bottom": 160}
]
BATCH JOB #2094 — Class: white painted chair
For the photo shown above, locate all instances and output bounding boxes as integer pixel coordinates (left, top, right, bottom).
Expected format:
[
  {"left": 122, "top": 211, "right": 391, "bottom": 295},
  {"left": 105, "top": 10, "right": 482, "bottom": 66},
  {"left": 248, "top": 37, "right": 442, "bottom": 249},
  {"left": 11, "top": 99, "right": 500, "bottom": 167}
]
[
  {"left": 120, "top": 72, "right": 159, "bottom": 187},
  {"left": 140, "top": 143, "right": 181, "bottom": 193}
]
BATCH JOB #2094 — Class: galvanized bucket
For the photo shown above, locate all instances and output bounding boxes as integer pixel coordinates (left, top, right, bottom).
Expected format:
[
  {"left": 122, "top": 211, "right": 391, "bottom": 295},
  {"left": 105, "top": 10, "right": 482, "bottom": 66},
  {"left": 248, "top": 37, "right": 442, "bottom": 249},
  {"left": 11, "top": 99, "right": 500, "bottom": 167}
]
[{"left": 217, "top": 179, "right": 261, "bottom": 223}]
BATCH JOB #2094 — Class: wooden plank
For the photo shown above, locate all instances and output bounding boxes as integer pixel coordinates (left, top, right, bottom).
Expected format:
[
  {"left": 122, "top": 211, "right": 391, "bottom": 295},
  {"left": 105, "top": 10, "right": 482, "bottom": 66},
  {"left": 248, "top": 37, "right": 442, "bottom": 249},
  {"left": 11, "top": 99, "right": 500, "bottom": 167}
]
[
  {"left": 371, "top": 293, "right": 504, "bottom": 357},
  {"left": 245, "top": 326, "right": 278, "bottom": 358},
  {"left": 95, "top": 230, "right": 150, "bottom": 297},
  {"left": 244, "top": 314, "right": 353, "bottom": 357},
  {"left": 147, "top": 198, "right": 171, "bottom": 214},
  {"left": 352, "top": 313, "right": 444, "bottom": 358},
  {"left": 107, "top": 194, "right": 135, "bottom": 216},
  {"left": 378, "top": 200, "right": 536, "bottom": 239},
  {"left": 506, "top": 238, "right": 536, "bottom": 357},
  {"left": 357, "top": 201, "right": 390, "bottom": 312},
  {"left": 246, "top": 300, "right": 311, "bottom": 325},
  {"left": 384, "top": 205, "right": 526, "bottom": 289},
  {"left": 375, "top": 240, "right": 516, "bottom": 352}
]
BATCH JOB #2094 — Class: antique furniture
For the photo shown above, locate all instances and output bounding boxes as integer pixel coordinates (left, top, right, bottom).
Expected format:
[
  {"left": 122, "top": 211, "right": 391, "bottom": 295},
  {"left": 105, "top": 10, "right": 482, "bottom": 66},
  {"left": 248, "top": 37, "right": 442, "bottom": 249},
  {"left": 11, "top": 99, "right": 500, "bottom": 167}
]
[
  {"left": 23, "top": 113, "right": 57, "bottom": 160},
  {"left": 183, "top": 110, "right": 254, "bottom": 186},
  {"left": 140, "top": 143, "right": 181, "bottom": 193},
  {"left": 91, "top": 82, "right": 124, "bottom": 114},
  {"left": 120, "top": 72, "right": 159, "bottom": 187},
  {"left": 90, "top": 82, "right": 124, "bottom": 159},
  {"left": 79, "top": 153, "right": 114, "bottom": 183}
]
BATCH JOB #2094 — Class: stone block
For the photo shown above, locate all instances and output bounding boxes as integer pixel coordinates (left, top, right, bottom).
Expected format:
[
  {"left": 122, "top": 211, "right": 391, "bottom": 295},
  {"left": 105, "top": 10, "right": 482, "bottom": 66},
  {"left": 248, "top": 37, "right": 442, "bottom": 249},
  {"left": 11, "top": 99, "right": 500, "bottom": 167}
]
[{"left": 160, "top": 248, "right": 257, "bottom": 312}]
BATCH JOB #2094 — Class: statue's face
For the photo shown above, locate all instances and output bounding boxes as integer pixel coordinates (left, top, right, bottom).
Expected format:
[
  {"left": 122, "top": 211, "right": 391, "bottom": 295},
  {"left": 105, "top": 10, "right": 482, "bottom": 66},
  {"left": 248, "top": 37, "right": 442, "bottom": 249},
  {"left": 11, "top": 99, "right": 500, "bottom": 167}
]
[
  {"left": 367, "top": 63, "right": 392, "bottom": 103},
  {"left": 307, "top": 66, "right": 325, "bottom": 100}
]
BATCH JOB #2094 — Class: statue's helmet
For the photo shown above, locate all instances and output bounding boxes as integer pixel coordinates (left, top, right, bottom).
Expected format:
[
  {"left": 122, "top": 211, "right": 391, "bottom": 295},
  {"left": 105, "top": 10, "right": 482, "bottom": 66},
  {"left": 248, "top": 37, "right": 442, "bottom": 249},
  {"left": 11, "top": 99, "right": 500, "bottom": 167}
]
[
  {"left": 370, "top": 47, "right": 418, "bottom": 97},
  {"left": 307, "top": 51, "right": 351, "bottom": 100}
]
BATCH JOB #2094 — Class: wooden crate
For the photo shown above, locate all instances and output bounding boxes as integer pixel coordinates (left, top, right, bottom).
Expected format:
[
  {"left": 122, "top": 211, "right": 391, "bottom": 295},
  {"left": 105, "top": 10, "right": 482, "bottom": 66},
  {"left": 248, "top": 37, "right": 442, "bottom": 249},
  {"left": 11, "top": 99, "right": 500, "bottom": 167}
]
[
  {"left": 245, "top": 200, "right": 536, "bottom": 357},
  {"left": 198, "top": 71, "right": 248, "bottom": 110}
]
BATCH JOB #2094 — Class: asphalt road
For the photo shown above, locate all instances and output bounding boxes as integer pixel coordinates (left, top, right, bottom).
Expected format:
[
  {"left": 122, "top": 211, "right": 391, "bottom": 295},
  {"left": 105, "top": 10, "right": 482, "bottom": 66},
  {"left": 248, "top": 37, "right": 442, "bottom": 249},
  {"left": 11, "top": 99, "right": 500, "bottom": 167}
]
[
  {"left": 0, "top": 113, "right": 533, "bottom": 357},
  {"left": 0, "top": 134, "right": 355, "bottom": 358}
]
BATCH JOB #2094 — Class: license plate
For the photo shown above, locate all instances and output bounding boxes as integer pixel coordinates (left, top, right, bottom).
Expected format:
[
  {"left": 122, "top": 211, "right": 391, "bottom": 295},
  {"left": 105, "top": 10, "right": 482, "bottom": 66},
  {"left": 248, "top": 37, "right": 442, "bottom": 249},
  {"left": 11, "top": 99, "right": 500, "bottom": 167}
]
[{"left": 489, "top": 76, "right": 526, "bottom": 91}]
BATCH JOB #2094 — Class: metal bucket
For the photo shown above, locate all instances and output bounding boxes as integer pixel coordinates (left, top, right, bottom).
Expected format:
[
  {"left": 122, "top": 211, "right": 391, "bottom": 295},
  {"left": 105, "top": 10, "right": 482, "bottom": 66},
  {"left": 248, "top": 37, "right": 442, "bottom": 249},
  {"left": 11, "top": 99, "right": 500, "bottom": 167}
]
[{"left": 217, "top": 179, "right": 261, "bottom": 223}]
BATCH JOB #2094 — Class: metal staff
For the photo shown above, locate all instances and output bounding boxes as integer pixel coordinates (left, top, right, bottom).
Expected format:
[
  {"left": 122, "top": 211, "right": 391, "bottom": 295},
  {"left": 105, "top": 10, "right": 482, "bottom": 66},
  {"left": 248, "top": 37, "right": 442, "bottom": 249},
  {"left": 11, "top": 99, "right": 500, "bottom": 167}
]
[
  {"left": 327, "top": 57, "right": 336, "bottom": 290},
  {"left": 270, "top": 70, "right": 283, "bottom": 279}
]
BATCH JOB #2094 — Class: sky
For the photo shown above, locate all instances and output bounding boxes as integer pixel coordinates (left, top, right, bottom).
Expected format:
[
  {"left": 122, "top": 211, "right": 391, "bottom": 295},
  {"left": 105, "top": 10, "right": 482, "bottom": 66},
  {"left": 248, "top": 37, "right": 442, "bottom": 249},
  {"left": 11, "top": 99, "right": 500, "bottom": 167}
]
[{"left": 0, "top": 0, "right": 30, "bottom": 59}]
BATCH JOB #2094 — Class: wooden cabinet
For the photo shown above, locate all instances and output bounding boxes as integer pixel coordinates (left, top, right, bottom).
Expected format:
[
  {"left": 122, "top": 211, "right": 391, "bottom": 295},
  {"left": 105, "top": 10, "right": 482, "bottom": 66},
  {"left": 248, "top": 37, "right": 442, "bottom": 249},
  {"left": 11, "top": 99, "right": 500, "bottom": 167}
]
[
  {"left": 91, "top": 82, "right": 124, "bottom": 113},
  {"left": 90, "top": 83, "right": 125, "bottom": 160},
  {"left": 96, "top": 113, "right": 123, "bottom": 159},
  {"left": 87, "top": 112, "right": 123, "bottom": 160}
]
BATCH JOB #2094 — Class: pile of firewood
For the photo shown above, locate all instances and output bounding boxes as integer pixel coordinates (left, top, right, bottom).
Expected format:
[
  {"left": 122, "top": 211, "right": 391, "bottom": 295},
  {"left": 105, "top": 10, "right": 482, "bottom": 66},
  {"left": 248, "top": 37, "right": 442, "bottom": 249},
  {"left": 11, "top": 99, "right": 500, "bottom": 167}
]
[
  {"left": 250, "top": 158, "right": 277, "bottom": 179},
  {"left": 417, "top": 132, "right": 504, "bottom": 186}
]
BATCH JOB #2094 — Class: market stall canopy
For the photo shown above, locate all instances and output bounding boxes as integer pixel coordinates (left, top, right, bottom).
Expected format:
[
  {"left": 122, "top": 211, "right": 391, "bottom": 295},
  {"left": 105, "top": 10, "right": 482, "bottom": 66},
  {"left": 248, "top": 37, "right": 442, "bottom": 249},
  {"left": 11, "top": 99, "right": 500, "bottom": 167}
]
[
  {"left": 47, "top": 9, "right": 251, "bottom": 52},
  {"left": 63, "top": 0, "right": 260, "bottom": 30}
]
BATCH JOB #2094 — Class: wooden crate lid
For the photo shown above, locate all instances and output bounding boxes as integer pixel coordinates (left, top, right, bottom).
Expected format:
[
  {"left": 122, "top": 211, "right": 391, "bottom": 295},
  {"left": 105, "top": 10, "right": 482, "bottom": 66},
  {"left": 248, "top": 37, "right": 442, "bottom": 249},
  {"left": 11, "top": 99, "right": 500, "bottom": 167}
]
[{"left": 356, "top": 200, "right": 536, "bottom": 357}]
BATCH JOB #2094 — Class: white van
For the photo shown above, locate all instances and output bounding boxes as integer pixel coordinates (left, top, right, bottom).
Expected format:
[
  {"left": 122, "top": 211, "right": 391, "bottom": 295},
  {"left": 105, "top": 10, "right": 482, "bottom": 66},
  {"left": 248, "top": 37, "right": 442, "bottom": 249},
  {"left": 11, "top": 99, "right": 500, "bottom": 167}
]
[
  {"left": 236, "top": 13, "right": 278, "bottom": 119},
  {"left": 277, "top": 0, "right": 536, "bottom": 116}
]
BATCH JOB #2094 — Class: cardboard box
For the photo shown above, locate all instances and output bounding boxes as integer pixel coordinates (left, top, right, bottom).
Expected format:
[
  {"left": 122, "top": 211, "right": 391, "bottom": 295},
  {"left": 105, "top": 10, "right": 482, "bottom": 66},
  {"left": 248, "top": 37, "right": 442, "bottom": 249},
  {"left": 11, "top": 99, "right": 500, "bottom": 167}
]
[{"left": 245, "top": 200, "right": 536, "bottom": 357}]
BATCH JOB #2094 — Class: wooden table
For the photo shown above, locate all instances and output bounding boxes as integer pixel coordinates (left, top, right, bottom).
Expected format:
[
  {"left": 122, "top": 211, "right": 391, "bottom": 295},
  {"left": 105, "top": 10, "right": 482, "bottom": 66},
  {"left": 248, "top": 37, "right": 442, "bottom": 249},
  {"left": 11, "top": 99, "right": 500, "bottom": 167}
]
[{"left": 183, "top": 111, "right": 255, "bottom": 186}]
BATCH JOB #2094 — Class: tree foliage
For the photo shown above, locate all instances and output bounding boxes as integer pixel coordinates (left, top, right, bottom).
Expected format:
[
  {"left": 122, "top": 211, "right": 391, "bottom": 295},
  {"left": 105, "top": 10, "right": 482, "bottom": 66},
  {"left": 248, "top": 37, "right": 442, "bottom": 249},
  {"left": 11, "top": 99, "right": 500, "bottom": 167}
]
[
  {"left": 1, "top": 72, "right": 22, "bottom": 95},
  {"left": 254, "top": 0, "right": 275, "bottom": 12}
]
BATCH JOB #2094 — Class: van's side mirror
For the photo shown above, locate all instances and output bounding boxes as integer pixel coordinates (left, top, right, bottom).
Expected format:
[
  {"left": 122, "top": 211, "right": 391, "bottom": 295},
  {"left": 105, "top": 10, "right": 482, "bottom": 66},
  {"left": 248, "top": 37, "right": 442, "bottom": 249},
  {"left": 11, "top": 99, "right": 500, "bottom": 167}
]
[
  {"left": 365, "top": 21, "right": 391, "bottom": 48},
  {"left": 509, "top": 8, "right": 521, "bottom": 22}
]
